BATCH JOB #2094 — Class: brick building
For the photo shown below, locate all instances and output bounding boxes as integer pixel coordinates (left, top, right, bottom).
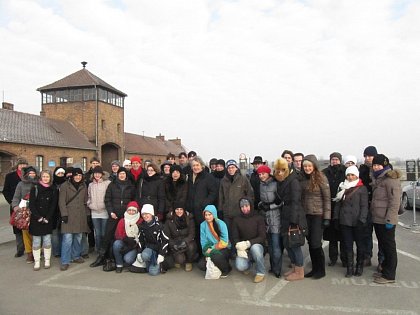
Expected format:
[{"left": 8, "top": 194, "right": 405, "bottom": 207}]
[{"left": 0, "top": 63, "right": 187, "bottom": 187}]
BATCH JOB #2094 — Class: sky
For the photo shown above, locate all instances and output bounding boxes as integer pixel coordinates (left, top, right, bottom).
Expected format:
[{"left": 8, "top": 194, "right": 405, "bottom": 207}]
[{"left": 1, "top": 0, "right": 420, "bottom": 164}]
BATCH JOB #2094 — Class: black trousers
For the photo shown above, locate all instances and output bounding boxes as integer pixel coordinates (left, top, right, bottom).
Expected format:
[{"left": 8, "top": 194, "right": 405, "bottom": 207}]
[
  {"left": 100, "top": 218, "right": 119, "bottom": 257},
  {"left": 306, "top": 215, "right": 323, "bottom": 249},
  {"left": 340, "top": 225, "right": 364, "bottom": 258},
  {"left": 374, "top": 223, "right": 397, "bottom": 280}
]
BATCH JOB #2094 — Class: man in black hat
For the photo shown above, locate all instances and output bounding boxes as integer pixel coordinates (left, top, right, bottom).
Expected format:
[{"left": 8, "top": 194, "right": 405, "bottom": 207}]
[
  {"left": 250, "top": 156, "right": 265, "bottom": 210},
  {"left": 3, "top": 158, "right": 28, "bottom": 257}
]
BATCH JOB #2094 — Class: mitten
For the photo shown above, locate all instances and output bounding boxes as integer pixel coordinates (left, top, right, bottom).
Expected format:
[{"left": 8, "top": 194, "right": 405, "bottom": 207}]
[
  {"left": 157, "top": 254, "right": 164, "bottom": 264},
  {"left": 235, "top": 241, "right": 248, "bottom": 251},
  {"left": 322, "top": 219, "right": 330, "bottom": 228},
  {"left": 237, "top": 249, "right": 248, "bottom": 259},
  {"left": 385, "top": 223, "right": 395, "bottom": 230}
]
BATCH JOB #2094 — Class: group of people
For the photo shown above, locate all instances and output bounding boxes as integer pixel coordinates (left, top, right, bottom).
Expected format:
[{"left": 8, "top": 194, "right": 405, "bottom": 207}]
[{"left": 2, "top": 146, "right": 401, "bottom": 284}]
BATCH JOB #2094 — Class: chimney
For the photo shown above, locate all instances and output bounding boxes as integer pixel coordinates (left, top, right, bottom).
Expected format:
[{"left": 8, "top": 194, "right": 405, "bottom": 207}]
[
  {"left": 2, "top": 102, "right": 14, "bottom": 110},
  {"left": 156, "top": 133, "right": 165, "bottom": 141},
  {"left": 169, "top": 137, "right": 181, "bottom": 146}
]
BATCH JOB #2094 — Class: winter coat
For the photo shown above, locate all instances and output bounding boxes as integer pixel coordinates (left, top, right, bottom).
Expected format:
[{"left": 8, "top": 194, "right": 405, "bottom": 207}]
[
  {"left": 114, "top": 217, "right": 143, "bottom": 240},
  {"left": 3, "top": 170, "right": 22, "bottom": 234},
  {"left": 104, "top": 179, "right": 136, "bottom": 219},
  {"left": 87, "top": 178, "right": 111, "bottom": 219},
  {"left": 370, "top": 168, "right": 402, "bottom": 225},
  {"left": 138, "top": 217, "right": 169, "bottom": 256},
  {"left": 137, "top": 173, "right": 165, "bottom": 216},
  {"left": 301, "top": 173, "right": 331, "bottom": 219},
  {"left": 11, "top": 178, "right": 36, "bottom": 209},
  {"left": 164, "top": 176, "right": 188, "bottom": 213},
  {"left": 59, "top": 181, "right": 90, "bottom": 234},
  {"left": 231, "top": 208, "right": 266, "bottom": 246},
  {"left": 250, "top": 170, "right": 260, "bottom": 209},
  {"left": 259, "top": 176, "right": 281, "bottom": 233},
  {"left": 200, "top": 205, "right": 230, "bottom": 254},
  {"left": 29, "top": 183, "right": 58, "bottom": 236},
  {"left": 164, "top": 211, "right": 195, "bottom": 250},
  {"left": 276, "top": 172, "right": 308, "bottom": 236},
  {"left": 219, "top": 171, "right": 254, "bottom": 219},
  {"left": 333, "top": 184, "right": 369, "bottom": 227},
  {"left": 186, "top": 171, "right": 218, "bottom": 224},
  {"left": 359, "top": 164, "right": 374, "bottom": 203}
]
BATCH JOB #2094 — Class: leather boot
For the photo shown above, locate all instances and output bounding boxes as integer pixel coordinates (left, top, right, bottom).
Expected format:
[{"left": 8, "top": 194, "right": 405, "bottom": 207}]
[
  {"left": 312, "top": 247, "right": 326, "bottom": 279},
  {"left": 345, "top": 252, "right": 354, "bottom": 278},
  {"left": 33, "top": 248, "right": 41, "bottom": 271},
  {"left": 26, "top": 252, "right": 34, "bottom": 264},
  {"left": 354, "top": 251, "right": 364, "bottom": 276},
  {"left": 44, "top": 247, "right": 52, "bottom": 269},
  {"left": 304, "top": 248, "right": 316, "bottom": 278},
  {"left": 90, "top": 254, "right": 105, "bottom": 267},
  {"left": 286, "top": 266, "right": 304, "bottom": 281}
]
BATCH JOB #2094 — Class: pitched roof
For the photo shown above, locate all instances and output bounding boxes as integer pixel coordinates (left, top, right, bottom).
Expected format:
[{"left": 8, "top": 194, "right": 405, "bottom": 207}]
[
  {"left": 125, "top": 133, "right": 186, "bottom": 156},
  {"left": 37, "top": 68, "right": 127, "bottom": 97},
  {"left": 0, "top": 109, "right": 96, "bottom": 150}
]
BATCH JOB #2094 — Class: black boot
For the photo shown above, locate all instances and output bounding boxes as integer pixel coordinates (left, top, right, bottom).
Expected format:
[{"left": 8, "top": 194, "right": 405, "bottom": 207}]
[
  {"left": 345, "top": 252, "right": 354, "bottom": 278},
  {"left": 354, "top": 252, "right": 364, "bottom": 276},
  {"left": 304, "top": 248, "right": 316, "bottom": 278},
  {"left": 90, "top": 254, "right": 105, "bottom": 267},
  {"left": 313, "top": 247, "right": 326, "bottom": 279}
]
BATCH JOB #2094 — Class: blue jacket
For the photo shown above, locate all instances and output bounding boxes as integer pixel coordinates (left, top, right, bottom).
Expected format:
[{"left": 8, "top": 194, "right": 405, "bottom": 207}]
[{"left": 200, "top": 205, "right": 230, "bottom": 254}]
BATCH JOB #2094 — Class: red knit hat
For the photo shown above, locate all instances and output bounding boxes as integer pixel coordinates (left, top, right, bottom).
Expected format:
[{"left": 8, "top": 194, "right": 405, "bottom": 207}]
[
  {"left": 126, "top": 201, "right": 140, "bottom": 211},
  {"left": 130, "top": 156, "right": 142, "bottom": 164},
  {"left": 257, "top": 165, "right": 271, "bottom": 174}
]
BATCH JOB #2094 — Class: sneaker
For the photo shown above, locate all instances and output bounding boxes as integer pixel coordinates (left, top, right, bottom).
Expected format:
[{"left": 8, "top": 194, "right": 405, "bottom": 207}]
[
  {"left": 243, "top": 270, "right": 250, "bottom": 275},
  {"left": 15, "top": 251, "right": 24, "bottom": 258},
  {"left": 185, "top": 263, "right": 193, "bottom": 272},
  {"left": 372, "top": 272, "right": 382, "bottom": 278},
  {"left": 116, "top": 267, "right": 123, "bottom": 273},
  {"left": 174, "top": 263, "right": 181, "bottom": 269},
  {"left": 254, "top": 275, "right": 265, "bottom": 283},
  {"left": 374, "top": 276, "right": 395, "bottom": 284},
  {"left": 60, "top": 264, "right": 69, "bottom": 271},
  {"left": 73, "top": 257, "right": 85, "bottom": 264},
  {"left": 220, "top": 273, "right": 229, "bottom": 279}
]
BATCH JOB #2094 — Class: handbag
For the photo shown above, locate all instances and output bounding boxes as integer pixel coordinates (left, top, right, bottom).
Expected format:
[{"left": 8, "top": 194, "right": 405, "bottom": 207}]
[
  {"left": 286, "top": 225, "right": 305, "bottom": 248},
  {"left": 10, "top": 199, "right": 31, "bottom": 230},
  {"left": 205, "top": 257, "right": 221, "bottom": 280}
]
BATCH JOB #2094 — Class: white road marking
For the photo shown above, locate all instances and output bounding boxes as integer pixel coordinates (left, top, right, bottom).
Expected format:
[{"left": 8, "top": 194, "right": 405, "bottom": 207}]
[
  {"left": 40, "top": 283, "right": 121, "bottom": 293},
  {"left": 373, "top": 240, "right": 420, "bottom": 262},
  {"left": 263, "top": 279, "right": 288, "bottom": 302},
  {"left": 398, "top": 222, "right": 420, "bottom": 233}
]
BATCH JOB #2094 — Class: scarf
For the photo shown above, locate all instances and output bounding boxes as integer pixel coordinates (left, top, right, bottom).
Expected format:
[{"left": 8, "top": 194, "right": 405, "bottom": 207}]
[
  {"left": 130, "top": 168, "right": 142, "bottom": 181},
  {"left": 71, "top": 179, "right": 82, "bottom": 190},
  {"left": 333, "top": 179, "right": 363, "bottom": 202},
  {"left": 124, "top": 211, "right": 140, "bottom": 238},
  {"left": 373, "top": 166, "right": 390, "bottom": 179},
  {"left": 39, "top": 180, "right": 50, "bottom": 188},
  {"left": 174, "top": 214, "right": 188, "bottom": 230}
]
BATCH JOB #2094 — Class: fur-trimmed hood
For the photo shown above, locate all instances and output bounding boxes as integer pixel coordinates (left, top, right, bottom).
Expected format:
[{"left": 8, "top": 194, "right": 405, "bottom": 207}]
[{"left": 386, "top": 169, "right": 402, "bottom": 179}]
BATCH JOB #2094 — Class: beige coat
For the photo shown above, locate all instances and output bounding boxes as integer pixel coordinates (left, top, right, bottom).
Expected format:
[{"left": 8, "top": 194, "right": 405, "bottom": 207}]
[{"left": 301, "top": 173, "right": 331, "bottom": 219}]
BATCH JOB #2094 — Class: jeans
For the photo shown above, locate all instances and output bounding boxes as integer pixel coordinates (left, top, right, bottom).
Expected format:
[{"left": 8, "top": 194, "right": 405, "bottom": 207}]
[
  {"left": 267, "top": 233, "right": 283, "bottom": 274},
  {"left": 113, "top": 240, "right": 137, "bottom": 267},
  {"left": 235, "top": 243, "right": 266, "bottom": 275},
  {"left": 92, "top": 218, "right": 108, "bottom": 252},
  {"left": 141, "top": 248, "right": 160, "bottom": 276},
  {"left": 61, "top": 233, "right": 82, "bottom": 265},
  {"left": 81, "top": 233, "right": 89, "bottom": 256},
  {"left": 52, "top": 228, "right": 62, "bottom": 256},
  {"left": 32, "top": 234, "right": 52, "bottom": 249},
  {"left": 286, "top": 246, "right": 304, "bottom": 267}
]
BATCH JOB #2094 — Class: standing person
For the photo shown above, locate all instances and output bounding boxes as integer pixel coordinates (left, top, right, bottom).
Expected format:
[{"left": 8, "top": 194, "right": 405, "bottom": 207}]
[
  {"left": 112, "top": 201, "right": 143, "bottom": 273},
  {"left": 344, "top": 155, "right": 358, "bottom": 168},
  {"left": 166, "top": 153, "right": 176, "bottom": 165},
  {"left": 178, "top": 152, "right": 189, "bottom": 174},
  {"left": 85, "top": 157, "right": 101, "bottom": 186},
  {"left": 200, "top": 205, "right": 231, "bottom": 278},
  {"left": 160, "top": 161, "right": 172, "bottom": 180},
  {"left": 293, "top": 153, "right": 304, "bottom": 173},
  {"left": 59, "top": 168, "right": 90, "bottom": 271},
  {"left": 212, "top": 159, "right": 226, "bottom": 218},
  {"left": 274, "top": 158, "right": 307, "bottom": 281},
  {"left": 87, "top": 166, "right": 111, "bottom": 253},
  {"left": 322, "top": 152, "right": 347, "bottom": 267},
  {"left": 301, "top": 155, "right": 331, "bottom": 279},
  {"left": 129, "top": 156, "right": 144, "bottom": 189},
  {"left": 359, "top": 145, "right": 378, "bottom": 267},
  {"left": 90, "top": 167, "right": 136, "bottom": 267},
  {"left": 29, "top": 170, "right": 58, "bottom": 270},
  {"left": 137, "top": 163, "right": 165, "bottom": 221},
  {"left": 209, "top": 158, "right": 218, "bottom": 173},
  {"left": 164, "top": 165, "right": 188, "bottom": 214},
  {"left": 12, "top": 166, "right": 38, "bottom": 263},
  {"left": 232, "top": 197, "right": 266, "bottom": 283},
  {"left": 185, "top": 156, "right": 218, "bottom": 254},
  {"left": 281, "top": 150, "right": 294, "bottom": 168},
  {"left": 249, "top": 156, "right": 265, "bottom": 210},
  {"left": 257, "top": 164, "right": 282, "bottom": 278},
  {"left": 109, "top": 160, "right": 121, "bottom": 182},
  {"left": 333, "top": 166, "right": 368, "bottom": 277},
  {"left": 122, "top": 159, "right": 132, "bottom": 171},
  {"left": 218, "top": 159, "right": 254, "bottom": 247},
  {"left": 3, "top": 158, "right": 28, "bottom": 258},
  {"left": 164, "top": 202, "right": 196, "bottom": 271},
  {"left": 51, "top": 167, "right": 67, "bottom": 257},
  {"left": 370, "top": 154, "right": 401, "bottom": 284},
  {"left": 131, "top": 204, "right": 170, "bottom": 276}
]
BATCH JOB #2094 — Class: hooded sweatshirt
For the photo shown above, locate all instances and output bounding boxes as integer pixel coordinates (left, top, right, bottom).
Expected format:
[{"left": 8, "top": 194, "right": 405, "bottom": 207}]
[{"left": 200, "top": 205, "right": 230, "bottom": 254}]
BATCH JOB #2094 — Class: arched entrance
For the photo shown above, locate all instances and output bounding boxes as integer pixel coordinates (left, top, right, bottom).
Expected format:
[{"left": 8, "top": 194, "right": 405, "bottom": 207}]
[
  {"left": 0, "top": 151, "right": 16, "bottom": 190},
  {"left": 101, "top": 143, "right": 120, "bottom": 172}
]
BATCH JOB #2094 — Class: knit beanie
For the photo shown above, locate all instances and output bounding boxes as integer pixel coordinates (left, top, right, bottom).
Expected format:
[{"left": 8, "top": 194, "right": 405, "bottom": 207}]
[
  {"left": 216, "top": 159, "right": 225, "bottom": 167},
  {"left": 257, "top": 165, "right": 271, "bottom": 174},
  {"left": 187, "top": 151, "right": 197, "bottom": 158},
  {"left": 123, "top": 159, "right": 131, "bottom": 167},
  {"left": 130, "top": 156, "right": 142, "bottom": 164},
  {"left": 226, "top": 159, "right": 238, "bottom": 169},
  {"left": 345, "top": 165, "right": 359, "bottom": 177},
  {"left": 239, "top": 198, "right": 251, "bottom": 208},
  {"left": 302, "top": 154, "right": 319, "bottom": 169},
  {"left": 372, "top": 154, "right": 389, "bottom": 167},
  {"left": 141, "top": 204, "right": 154, "bottom": 216},
  {"left": 111, "top": 160, "right": 121, "bottom": 167},
  {"left": 72, "top": 168, "right": 83, "bottom": 176},
  {"left": 363, "top": 146, "right": 378, "bottom": 157},
  {"left": 344, "top": 155, "right": 358, "bottom": 165},
  {"left": 170, "top": 164, "right": 182, "bottom": 174},
  {"left": 330, "top": 152, "right": 342, "bottom": 162},
  {"left": 126, "top": 201, "right": 140, "bottom": 212},
  {"left": 23, "top": 166, "right": 37, "bottom": 177},
  {"left": 209, "top": 158, "right": 218, "bottom": 166},
  {"left": 117, "top": 166, "right": 128, "bottom": 176}
]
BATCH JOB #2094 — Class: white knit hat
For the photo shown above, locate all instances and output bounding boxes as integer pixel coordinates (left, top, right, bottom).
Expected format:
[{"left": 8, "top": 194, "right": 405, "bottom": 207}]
[
  {"left": 344, "top": 155, "right": 358, "bottom": 165},
  {"left": 345, "top": 165, "right": 359, "bottom": 177},
  {"left": 123, "top": 159, "right": 131, "bottom": 167},
  {"left": 141, "top": 204, "right": 154, "bottom": 216}
]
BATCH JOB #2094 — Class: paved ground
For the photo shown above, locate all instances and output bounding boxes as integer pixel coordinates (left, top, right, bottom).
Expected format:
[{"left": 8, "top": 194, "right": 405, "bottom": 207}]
[{"left": 1, "top": 194, "right": 420, "bottom": 315}]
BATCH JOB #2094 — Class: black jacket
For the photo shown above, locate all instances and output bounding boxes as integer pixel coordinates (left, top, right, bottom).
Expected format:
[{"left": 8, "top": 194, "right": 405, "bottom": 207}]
[
  {"left": 164, "top": 211, "right": 195, "bottom": 250},
  {"left": 105, "top": 179, "right": 136, "bottom": 218},
  {"left": 29, "top": 183, "right": 58, "bottom": 236},
  {"left": 164, "top": 176, "right": 188, "bottom": 213},
  {"left": 231, "top": 208, "right": 266, "bottom": 246},
  {"left": 250, "top": 170, "right": 260, "bottom": 209},
  {"left": 138, "top": 217, "right": 169, "bottom": 256},
  {"left": 137, "top": 173, "right": 165, "bottom": 216}
]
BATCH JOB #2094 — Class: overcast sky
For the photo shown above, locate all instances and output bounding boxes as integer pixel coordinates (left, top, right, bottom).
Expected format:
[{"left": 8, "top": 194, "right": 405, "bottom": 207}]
[{"left": 1, "top": 0, "right": 419, "bottom": 163}]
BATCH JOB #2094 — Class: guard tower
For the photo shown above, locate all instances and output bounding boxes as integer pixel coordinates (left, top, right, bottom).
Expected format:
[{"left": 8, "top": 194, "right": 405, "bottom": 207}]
[{"left": 37, "top": 62, "right": 127, "bottom": 170}]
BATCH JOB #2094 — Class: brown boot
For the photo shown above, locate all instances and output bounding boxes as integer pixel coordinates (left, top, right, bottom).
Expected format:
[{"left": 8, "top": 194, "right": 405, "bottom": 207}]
[
  {"left": 283, "top": 264, "right": 295, "bottom": 277},
  {"left": 286, "top": 266, "right": 304, "bottom": 281},
  {"left": 26, "top": 252, "right": 34, "bottom": 264}
]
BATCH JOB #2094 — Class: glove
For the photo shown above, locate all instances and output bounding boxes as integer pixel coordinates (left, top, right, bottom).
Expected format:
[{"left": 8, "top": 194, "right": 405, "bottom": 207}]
[
  {"left": 157, "top": 254, "right": 164, "bottom": 264},
  {"left": 237, "top": 249, "right": 248, "bottom": 259},
  {"left": 173, "top": 240, "right": 187, "bottom": 252},
  {"left": 123, "top": 237, "right": 137, "bottom": 249},
  {"left": 273, "top": 196, "right": 282, "bottom": 206},
  {"left": 61, "top": 216, "right": 68, "bottom": 224},
  {"left": 258, "top": 201, "right": 270, "bottom": 211},
  {"left": 322, "top": 219, "right": 330, "bottom": 228},
  {"left": 235, "top": 241, "right": 251, "bottom": 251},
  {"left": 385, "top": 223, "right": 395, "bottom": 230}
]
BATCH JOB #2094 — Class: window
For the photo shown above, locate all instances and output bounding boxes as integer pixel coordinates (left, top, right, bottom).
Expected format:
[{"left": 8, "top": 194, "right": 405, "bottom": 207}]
[
  {"left": 117, "top": 123, "right": 121, "bottom": 133},
  {"left": 82, "top": 157, "right": 87, "bottom": 172},
  {"left": 99, "top": 89, "right": 108, "bottom": 102},
  {"left": 55, "top": 90, "right": 69, "bottom": 103},
  {"left": 69, "top": 89, "right": 82, "bottom": 101},
  {"left": 60, "top": 157, "right": 67, "bottom": 168},
  {"left": 83, "top": 88, "right": 96, "bottom": 101},
  {"left": 35, "top": 155, "right": 44, "bottom": 172},
  {"left": 101, "top": 120, "right": 105, "bottom": 129}
]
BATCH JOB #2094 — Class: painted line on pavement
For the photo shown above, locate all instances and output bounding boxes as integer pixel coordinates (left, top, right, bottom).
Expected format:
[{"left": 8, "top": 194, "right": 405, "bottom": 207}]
[
  {"left": 40, "top": 283, "right": 121, "bottom": 293},
  {"left": 398, "top": 221, "right": 420, "bottom": 233},
  {"left": 373, "top": 240, "right": 420, "bottom": 263}
]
